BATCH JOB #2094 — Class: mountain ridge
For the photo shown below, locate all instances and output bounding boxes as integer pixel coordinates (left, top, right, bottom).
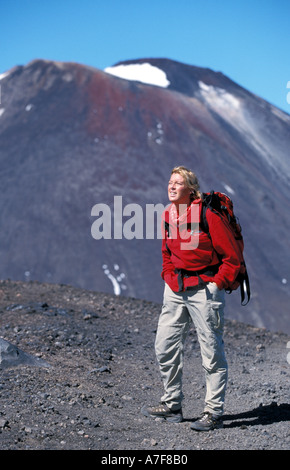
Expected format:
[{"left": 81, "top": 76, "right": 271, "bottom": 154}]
[{"left": 0, "top": 57, "right": 289, "bottom": 333}]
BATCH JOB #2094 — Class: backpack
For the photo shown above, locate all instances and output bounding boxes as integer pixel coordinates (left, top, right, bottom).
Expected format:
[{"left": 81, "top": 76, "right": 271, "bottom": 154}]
[{"left": 201, "top": 191, "right": 250, "bottom": 305}]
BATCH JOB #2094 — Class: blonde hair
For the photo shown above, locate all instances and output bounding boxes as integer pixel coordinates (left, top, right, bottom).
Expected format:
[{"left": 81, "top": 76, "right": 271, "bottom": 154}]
[{"left": 171, "top": 166, "right": 202, "bottom": 200}]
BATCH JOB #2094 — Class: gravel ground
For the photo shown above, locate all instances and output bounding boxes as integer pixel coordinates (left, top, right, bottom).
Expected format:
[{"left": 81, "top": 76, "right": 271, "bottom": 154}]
[{"left": 0, "top": 280, "right": 289, "bottom": 454}]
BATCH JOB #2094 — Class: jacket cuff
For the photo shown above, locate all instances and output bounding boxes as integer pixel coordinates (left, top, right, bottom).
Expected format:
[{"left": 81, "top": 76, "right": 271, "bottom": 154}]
[{"left": 212, "top": 278, "right": 224, "bottom": 290}]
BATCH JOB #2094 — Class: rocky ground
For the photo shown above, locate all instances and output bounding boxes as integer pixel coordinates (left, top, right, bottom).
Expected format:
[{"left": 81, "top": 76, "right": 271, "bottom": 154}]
[{"left": 0, "top": 280, "right": 289, "bottom": 453}]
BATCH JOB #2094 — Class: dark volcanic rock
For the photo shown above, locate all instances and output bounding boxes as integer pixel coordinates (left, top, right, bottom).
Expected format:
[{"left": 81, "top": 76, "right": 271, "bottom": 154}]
[
  {"left": 0, "top": 280, "right": 289, "bottom": 451},
  {"left": 0, "top": 337, "right": 50, "bottom": 369},
  {"left": 0, "top": 58, "right": 289, "bottom": 333}
]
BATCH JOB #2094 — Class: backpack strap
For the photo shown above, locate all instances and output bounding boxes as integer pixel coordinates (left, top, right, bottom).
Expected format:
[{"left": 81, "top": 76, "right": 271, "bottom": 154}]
[
  {"left": 201, "top": 191, "right": 224, "bottom": 236},
  {"left": 240, "top": 269, "right": 251, "bottom": 306}
]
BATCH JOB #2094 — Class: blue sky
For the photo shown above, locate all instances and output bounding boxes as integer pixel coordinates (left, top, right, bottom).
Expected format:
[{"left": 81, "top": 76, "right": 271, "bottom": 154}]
[{"left": 1, "top": 0, "right": 289, "bottom": 113}]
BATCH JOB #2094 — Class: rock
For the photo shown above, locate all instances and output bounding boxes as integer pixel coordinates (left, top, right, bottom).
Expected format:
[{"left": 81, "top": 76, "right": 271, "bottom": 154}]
[
  {"left": 0, "top": 337, "right": 50, "bottom": 369},
  {"left": 141, "top": 438, "right": 158, "bottom": 447},
  {"left": 0, "top": 418, "right": 9, "bottom": 428},
  {"left": 121, "top": 395, "right": 133, "bottom": 401}
]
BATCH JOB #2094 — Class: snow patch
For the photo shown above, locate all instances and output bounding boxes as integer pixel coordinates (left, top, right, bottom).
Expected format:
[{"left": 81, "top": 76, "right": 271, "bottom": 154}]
[
  {"left": 147, "top": 121, "right": 165, "bottom": 144},
  {"left": 62, "top": 72, "right": 73, "bottom": 82},
  {"left": 198, "top": 81, "right": 290, "bottom": 179},
  {"left": 199, "top": 81, "right": 240, "bottom": 110},
  {"left": 0, "top": 71, "right": 10, "bottom": 81},
  {"left": 0, "top": 108, "right": 5, "bottom": 117},
  {"left": 102, "top": 264, "right": 127, "bottom": 295},
  {"left": 104, "top": 63, "right": 170, "bottom": 88},
  {"left": 25, "top": 104, "right": 33, "bottom": 112},
  {"left": 222, "top": 183, "right": 235, "bottom": 195}
]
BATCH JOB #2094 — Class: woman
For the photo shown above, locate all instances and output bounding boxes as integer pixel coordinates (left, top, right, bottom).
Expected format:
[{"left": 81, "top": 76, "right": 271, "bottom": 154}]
[{"left": 142, "top": 166, "right": 241, "bottom": 431}]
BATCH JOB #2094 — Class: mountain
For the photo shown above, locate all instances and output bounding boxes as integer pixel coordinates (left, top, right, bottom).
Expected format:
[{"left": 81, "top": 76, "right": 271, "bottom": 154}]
[{"left": 0, "top": 57, "right": 289, "bottom": 333}]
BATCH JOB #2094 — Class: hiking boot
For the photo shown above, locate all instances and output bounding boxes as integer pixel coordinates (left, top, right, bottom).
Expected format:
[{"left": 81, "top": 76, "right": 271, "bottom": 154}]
[
  {"left": 190, "top": 412, "right": 223, "bottom": 431},
  {"left": 141, "top": 402, "right": 183, "bottom": 423}
]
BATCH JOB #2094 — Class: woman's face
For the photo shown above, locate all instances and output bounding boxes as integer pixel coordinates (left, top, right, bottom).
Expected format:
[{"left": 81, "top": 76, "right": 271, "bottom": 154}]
[{"left": 168, "top": 173, "right": 192, "bottom": 205}]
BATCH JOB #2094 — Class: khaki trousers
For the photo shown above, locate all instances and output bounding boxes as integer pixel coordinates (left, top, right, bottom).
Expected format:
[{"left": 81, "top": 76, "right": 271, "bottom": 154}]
[{"left": 155, "top": 282, "right": 228, "bottom": 417}]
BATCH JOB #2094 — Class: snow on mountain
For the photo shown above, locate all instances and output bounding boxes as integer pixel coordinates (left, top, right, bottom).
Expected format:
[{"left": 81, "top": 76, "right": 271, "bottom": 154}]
[
  {"left": 198, "top": 80, "right": 240, "bottom": 110},
  {"left": 104, "top": 62, "right": 170, "bottom": 88},
  {"left": 0, "top": 71, "right": 10, "bottom": 81},
  {"left": 0, "top": 57, "right": 290, "bottom": 333},
  {"left": 102, "top": 263, "right": 127, "bottom": 296},
  {"left": 198, "top": 79, "right": 290, "bottom": 181}
]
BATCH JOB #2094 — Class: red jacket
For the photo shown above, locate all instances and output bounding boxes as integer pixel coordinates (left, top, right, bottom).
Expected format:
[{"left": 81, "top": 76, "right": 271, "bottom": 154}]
[{"left": 161, "top": 199, "right": 241, "bottom": 292}]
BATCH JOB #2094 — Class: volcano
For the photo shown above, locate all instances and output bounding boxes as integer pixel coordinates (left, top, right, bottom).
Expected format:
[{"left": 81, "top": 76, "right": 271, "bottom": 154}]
[{"left": 0, "top": 57, "right": 289, "bottom": 333}]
